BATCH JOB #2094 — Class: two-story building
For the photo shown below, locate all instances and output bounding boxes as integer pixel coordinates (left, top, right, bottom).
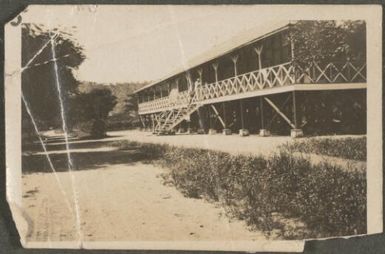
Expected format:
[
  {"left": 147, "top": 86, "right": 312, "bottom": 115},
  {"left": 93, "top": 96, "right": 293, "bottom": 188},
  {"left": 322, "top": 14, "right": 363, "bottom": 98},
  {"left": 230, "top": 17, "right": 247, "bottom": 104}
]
[{"left": 134, "top": 21, "right": 366, "bottom": 137}]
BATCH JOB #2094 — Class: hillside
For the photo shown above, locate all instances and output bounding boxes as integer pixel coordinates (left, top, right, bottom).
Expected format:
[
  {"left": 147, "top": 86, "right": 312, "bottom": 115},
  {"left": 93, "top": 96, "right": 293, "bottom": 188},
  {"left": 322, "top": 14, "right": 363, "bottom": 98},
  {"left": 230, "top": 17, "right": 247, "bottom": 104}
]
[{"left": 78, "top": 81, "right": 149, "bottom": 129}]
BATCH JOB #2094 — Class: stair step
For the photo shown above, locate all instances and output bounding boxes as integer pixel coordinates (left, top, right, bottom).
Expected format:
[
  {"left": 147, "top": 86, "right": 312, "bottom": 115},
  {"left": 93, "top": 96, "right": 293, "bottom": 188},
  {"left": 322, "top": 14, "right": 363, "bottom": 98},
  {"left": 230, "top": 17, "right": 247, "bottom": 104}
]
[{"left": 156, "top": 104, "right": 200, "bottom": 132}]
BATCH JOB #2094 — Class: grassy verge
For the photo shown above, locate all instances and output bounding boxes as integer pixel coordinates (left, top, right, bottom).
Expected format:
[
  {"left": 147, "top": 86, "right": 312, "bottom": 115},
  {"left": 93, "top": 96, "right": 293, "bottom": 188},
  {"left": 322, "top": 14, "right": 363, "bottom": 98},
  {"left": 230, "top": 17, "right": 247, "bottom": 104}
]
[
  {"left": 112, "top": 140, "right": 366, "bottom": 239},
  {"left": 282, "top": 137, "right": 366, "bottom": 161}
]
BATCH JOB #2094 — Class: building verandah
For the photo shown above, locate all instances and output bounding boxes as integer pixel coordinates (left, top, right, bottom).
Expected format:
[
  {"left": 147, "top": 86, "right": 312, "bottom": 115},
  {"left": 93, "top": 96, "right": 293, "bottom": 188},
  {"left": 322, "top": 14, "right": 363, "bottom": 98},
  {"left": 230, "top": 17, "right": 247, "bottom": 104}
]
[
  {"left": 139, "top": 88, "right": 366, "bottom": 137},
  {"left": 135, "top": 21, "right": 367, "bottom": 137}
]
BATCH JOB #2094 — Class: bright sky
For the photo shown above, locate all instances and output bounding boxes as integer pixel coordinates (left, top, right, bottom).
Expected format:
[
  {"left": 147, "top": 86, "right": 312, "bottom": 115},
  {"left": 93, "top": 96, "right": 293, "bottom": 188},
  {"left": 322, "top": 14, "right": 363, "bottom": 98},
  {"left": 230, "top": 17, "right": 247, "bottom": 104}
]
[
  {"left": 21, "top": 5, "right": 370, "bottom": 84},
  {"left": 21, "top": 5, "right": 288, "bottom": 83}
]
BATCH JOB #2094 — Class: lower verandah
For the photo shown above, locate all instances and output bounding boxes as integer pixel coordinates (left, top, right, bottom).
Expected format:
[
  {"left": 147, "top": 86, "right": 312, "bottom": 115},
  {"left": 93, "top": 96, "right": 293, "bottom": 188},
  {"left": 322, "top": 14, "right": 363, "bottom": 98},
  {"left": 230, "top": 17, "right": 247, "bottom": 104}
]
[{"left": 139, "top": 88, "right": 366, "bottom": 136}]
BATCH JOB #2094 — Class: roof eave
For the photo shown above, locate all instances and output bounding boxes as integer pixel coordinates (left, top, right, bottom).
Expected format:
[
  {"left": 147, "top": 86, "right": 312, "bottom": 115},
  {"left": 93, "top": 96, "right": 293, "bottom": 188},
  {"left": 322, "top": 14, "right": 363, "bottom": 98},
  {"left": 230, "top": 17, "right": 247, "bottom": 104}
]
[{"left": 134, "top": 21, "right": 293, "bottom": 94}]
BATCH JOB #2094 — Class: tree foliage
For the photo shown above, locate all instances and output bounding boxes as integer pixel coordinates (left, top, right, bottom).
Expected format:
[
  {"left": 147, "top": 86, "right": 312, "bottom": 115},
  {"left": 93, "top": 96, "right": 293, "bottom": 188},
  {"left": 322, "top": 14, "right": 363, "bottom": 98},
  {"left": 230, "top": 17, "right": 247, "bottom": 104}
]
[
  {"left": 79, "top": 81, "right": 148, "bottom": 130},
  {"left": 70, "top": 88, "right": 117, "bottom": 138},
  {"left": 22, "top": 23, "right": 85, "bottom": 129},
  {"left": 290, "top": 20, "right": 366, "bottom": 67}
]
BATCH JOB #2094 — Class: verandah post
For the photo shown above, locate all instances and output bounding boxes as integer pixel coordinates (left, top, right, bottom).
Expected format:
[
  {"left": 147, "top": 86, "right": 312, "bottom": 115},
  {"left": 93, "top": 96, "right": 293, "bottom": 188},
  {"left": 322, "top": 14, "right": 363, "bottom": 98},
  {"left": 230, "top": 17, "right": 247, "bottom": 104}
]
[
  {"left": 146, "top": 115, "right": 150, "bottom": 131},
  {"left": 207, "top": 63, "right": 219, "bottom": 135},
  {"left": 197, "top": 107, "right": 206, "bottom": 134},
  {"left": 254, "top": 45, "right": 263, "bottom": 69},
  {"left": 197, "top": 68, "right": 203, "bottom": 101},
  {"left": 254, "top": 45, "right": 269, "bottom": 136},
  {"left": 260, "top": 97, "right": 264, "bottom": 129},
  {"left": 293, "top": 91, "right": 297, "bottom": 128},
  {"left": 231, "top": 55, "right": 239, "bottom": 76},
  {"left": 239, "top": 100, "right": 249, "bottom": 136},
  {"left": 151, "top": 114, "right": 155, "bottom": 133},
  {"left": 240, "top": 100, "right": 244, "bottom": 128},
  {"left": 222, "top": 102, "right": 231, "bottom": 135},
  {"left": 212, "top": 63, "right": 219, "bottom": 84},
  {"left": 291, "top": 91, "right": 303, "bottom": 138},
  {"left": 259, "top": 96, "right": 270, "bottom": 136},
  {"left": 208, "top": 105, "right": 216, "bottom": 134}
]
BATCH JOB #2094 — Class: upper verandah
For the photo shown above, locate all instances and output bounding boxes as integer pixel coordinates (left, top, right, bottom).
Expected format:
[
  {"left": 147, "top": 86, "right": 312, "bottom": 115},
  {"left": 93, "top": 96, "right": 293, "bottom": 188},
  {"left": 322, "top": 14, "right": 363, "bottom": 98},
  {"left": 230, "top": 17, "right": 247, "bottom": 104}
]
[{"left": 134, "top": 20, "right": 366, "bottom": 112}]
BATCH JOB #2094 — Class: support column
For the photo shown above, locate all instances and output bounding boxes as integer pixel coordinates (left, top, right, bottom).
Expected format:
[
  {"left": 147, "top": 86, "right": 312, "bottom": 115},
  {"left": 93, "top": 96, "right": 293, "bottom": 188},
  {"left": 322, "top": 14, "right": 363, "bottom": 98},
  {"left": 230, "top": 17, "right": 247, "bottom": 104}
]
[
  {"left": 145, "top": 115, "right": 149, "bottom": 131},
  {"left": 143, "top": 115, "right": 146, "bottom": 131},
  {"left": 175, "top": 78, "right": 180, "bottom": 92},
  {"left": 254, "top": 46, "right": 263, "bottom": 69},
  {"left": 197, "top": 107, "right": 205, "bottom": 134},
  {"left": 205, "top": 63, "right": 218, "bottom": 135},
  {"left": 239, "top": 100, "right": 249, "bottom": 136},
  {"left": 259, "top": 96, "right": 270, "bottom": 136},
  {"left": 222, "top": 102, "right": 231, "bottom": 135},
  {"left": 212, "top": 63, "right": 219, "bottom": 83},
  {"left": 197, "top": 106, "right": 206, "bottom": 134},
  {"left": 231, "top": 55, "right": 239, "bottom": 76},
  {"left": 194, "top": 68, "right": 203, "bottom": 101},
  {"left": 151, "top": 114, "right": 155, "bottom": 133},
  {"left": 208, "top": 105, "right": 216, "bottom": 134},
  {"left": 197, "top": 68, "right": 203, "bottom": 82},
  {"left": 139, "top": 115, "right": 145, "bottom": 130},
  {"left": 186, "top": 119, "right": 192, "bottom": 134},
  {"left": 254, "top": 45, "right": 269, "bottom": 137},
  {"left": 186, "top": 72, "right": 193, "bottom": 91},
  {"left": 177, "top": 126, "right": 185, "bottom": 134},
  {"left": 148, "top": 115, "right": 152, "bottom": 131},
  {"left": 168, "top": 82, "right": 171, "bottom": 94},
  {"left": 291, "top": 91, "right": 303, "bottom": 138}
]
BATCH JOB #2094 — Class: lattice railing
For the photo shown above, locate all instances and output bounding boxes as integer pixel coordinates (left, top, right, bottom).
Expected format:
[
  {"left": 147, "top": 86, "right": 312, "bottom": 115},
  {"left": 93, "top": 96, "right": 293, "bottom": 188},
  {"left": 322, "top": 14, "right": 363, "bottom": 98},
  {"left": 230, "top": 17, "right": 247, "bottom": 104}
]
[
  {"left": 138, "top": 90, "right": 200, "bottom": 113},
  {"left": 139, "top": 96, "right": 170, "bottom": 113},
  {"left": 138, "top": 60, "right": 366, "bottom": 114},
  {"left": 295, "top": 61, "right": 366, "bottom": 84},
  {"left": 197, "top": 62, "right": 295, "bottom": 101}
]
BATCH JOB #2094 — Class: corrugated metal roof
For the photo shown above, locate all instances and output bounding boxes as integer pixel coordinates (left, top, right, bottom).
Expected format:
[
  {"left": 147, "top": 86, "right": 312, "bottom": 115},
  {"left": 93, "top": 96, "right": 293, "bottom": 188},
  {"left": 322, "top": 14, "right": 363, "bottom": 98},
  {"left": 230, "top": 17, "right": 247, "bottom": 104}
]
[{"left": 134, "top": 20, "right": 293, "bottom": 93}]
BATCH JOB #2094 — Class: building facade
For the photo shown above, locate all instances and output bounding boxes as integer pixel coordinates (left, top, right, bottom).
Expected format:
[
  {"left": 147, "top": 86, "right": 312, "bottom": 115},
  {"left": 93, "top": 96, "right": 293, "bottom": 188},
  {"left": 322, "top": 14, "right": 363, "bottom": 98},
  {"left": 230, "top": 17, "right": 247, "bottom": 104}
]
[{"left": 134, "top": 21, "right": 367, "bottom": 137}]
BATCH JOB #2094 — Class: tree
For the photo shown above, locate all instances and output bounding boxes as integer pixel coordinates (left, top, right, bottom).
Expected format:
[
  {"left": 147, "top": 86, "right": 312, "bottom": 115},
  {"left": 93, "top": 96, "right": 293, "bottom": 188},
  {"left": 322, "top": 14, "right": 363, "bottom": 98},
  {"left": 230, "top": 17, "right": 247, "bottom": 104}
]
[
  {"left": 122, "top": 94, "right": 139, "bottom": 126},
  {"left": 82, "top": 82, "right": 148, "bottom": 130},
  {"left": 70, "top": 88, "right": 117, "bottom": 138},
  {"left": 22, "top": 23, "right": 85, "bottom": 130},
  {"left": 290, "top": 20, "right": 366, "bottom": 68}
]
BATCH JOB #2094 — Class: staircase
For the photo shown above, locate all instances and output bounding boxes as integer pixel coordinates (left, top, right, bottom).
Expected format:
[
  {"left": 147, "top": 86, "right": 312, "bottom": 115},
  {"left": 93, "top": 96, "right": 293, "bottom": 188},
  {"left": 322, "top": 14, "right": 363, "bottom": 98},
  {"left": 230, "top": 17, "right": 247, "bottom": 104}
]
[{"left": 153, "top": 102, "right": 200, "bottom": 135}]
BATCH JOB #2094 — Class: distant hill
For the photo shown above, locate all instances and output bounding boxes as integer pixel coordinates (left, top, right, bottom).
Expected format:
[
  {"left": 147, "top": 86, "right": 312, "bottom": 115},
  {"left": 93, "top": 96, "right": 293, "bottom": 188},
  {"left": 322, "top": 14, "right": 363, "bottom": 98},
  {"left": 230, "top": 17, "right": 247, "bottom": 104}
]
[
  {"left": 79, "top": 81, "right": 148, "bottom": 114},
  {"left": 78, "top": 81, "right": 150, "bottom": 129}
]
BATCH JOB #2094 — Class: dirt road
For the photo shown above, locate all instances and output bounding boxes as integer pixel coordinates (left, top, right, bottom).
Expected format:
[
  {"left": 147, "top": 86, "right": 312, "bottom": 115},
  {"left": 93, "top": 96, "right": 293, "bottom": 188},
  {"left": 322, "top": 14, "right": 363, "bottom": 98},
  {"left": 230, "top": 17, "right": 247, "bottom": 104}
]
[
  {"left": 22, "top": 130, "right": 364, "bottom": 244},
  {"left": 22, "top": 159, "right": 265, "bottom": 242}
]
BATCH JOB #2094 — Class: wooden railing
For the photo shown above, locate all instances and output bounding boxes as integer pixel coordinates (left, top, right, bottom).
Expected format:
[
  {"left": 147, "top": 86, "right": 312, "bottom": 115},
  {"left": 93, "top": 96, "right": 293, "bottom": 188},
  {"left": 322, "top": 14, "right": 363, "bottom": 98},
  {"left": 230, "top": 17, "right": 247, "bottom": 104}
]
[
  {"left": 294, "top": 61, "right": 366, "bottom": 84},
  {"left": 197, "top": 62, "right": 295, "bottom": 101},
  {"left": 138, "top": 61, "right": 366, "bottom": 114},
  {"left": 138, "top": 91, "right": 197, "bottom": 114}
]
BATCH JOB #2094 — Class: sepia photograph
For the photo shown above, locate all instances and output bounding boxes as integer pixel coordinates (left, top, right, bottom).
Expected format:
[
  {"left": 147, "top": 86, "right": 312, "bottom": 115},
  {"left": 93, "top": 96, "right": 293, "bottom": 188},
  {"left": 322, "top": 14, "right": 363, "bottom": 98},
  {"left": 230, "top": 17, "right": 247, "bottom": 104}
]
[{"left": 4, "top": 4, "right": 382, "bottom": 252}]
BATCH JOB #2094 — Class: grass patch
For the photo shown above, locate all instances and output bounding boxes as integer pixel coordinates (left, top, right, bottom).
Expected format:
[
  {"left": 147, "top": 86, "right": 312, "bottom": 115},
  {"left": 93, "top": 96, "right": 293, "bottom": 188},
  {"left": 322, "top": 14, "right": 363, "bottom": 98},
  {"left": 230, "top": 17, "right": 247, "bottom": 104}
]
[
  {"left": 112, "top": 140, "right": 366, "bottom": 239},
  {"left": 282, "top": 137, "right": 366, "bottom": 161}
]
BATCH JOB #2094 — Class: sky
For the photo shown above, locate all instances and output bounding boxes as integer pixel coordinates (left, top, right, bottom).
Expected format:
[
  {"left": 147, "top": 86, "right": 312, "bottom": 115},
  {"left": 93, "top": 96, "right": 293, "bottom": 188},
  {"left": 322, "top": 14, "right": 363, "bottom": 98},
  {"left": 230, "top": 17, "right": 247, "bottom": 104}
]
[{"left": 20, "top": 5, "right": 369, "bottom": 84}]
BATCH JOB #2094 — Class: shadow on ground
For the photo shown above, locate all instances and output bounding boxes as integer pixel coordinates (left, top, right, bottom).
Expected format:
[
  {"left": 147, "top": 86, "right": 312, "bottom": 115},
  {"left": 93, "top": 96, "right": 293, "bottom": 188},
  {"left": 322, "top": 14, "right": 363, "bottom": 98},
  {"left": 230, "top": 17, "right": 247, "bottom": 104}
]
[
  {"left": 22, "top": 137, "right": 148, "bottom": 174},
  {"left": 23, "top": 136, "right": 123, "bottom": 153}
]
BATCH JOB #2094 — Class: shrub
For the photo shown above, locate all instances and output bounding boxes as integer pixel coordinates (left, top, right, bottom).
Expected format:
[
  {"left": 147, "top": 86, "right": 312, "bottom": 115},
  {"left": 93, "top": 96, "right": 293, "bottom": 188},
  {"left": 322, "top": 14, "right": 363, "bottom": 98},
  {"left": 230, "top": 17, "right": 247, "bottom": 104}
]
[
  {"left": 90, "top": 119, "right": 107, "bottom": 138},
  {"left": 112, "top": 141, "right": 367, "bottom": 239},
  {"left": 283, "top": 137, "right": 366, "bottom": 161}
]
